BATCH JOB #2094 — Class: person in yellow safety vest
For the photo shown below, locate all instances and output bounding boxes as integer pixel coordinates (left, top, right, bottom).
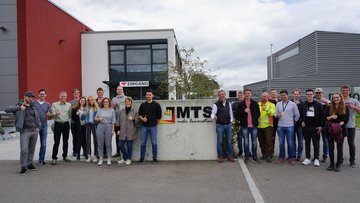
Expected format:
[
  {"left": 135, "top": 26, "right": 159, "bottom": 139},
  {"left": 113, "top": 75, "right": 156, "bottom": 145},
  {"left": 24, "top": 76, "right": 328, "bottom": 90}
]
[{"left": 258, "top": 92, "right": 276, "bottom": 163}]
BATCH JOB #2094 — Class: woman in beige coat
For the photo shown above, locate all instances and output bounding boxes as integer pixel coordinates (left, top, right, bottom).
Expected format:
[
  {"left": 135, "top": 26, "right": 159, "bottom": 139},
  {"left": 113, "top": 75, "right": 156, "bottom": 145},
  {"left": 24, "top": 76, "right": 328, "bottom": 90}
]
[{"left": 117, "top": 97, "right": 139, "bottom": 165}]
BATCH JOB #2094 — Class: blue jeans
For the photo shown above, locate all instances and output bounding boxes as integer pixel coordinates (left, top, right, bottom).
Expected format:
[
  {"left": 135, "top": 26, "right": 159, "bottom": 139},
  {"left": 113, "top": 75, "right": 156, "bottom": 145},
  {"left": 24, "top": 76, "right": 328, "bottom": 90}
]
[
  {"left": 140, "top": 126, "right": 158, "bottom": 160},
  {"left": 294, "top": 125, "right": 303, "bottom": 158},
  {"left": 242, "top": 127, "right": 258, "bottom": 160},
  {"left": 277, "top": 126, "right": 295, "bottom": 160},
  {"left": 216, "top": 124, "right": 233, "bottom": 157},
  {"left": 38, "top": 125, "right": 48, "bottom": 161},
  {"left": 118, "top": 139, "right": 133, "bottom": 160},
  {"left": 318, "top": 126, "right": 329, "bottom": 158}
]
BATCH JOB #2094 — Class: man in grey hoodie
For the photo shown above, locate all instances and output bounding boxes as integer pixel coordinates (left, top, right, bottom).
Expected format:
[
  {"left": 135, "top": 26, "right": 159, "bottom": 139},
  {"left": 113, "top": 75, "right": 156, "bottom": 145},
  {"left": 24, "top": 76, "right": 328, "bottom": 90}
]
[{"left": 5, "top": 91, "right": 42, "bottom": 175}]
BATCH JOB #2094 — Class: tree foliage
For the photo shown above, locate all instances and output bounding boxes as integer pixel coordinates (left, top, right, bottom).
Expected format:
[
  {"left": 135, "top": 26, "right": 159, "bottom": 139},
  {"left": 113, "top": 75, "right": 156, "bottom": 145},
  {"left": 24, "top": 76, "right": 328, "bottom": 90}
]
[{"left": 165, "top": 48, "right": 220, "bottom": 99}]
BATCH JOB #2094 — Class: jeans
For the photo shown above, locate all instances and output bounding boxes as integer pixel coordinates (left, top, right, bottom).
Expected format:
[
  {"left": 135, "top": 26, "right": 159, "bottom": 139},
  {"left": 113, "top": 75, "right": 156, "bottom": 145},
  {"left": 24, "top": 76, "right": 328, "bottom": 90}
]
[
  {"left": 118, "top": 139, "right": 134, "bottom": 160},
  {"left": 237, "top": 127, "right": 243, "bottom": 156},
  {"left": 86, "top": 123, "right": 98, "bottom": 156},
  {"left": 294, "top": 125, "right": 303, "bottom": 158},
  {"left": 277, "top": 126, "right": 295, "bottom": 160},
  {"left": 20, "top": 131, "right": 38, "bottom": 168},
  {"left": 329, "top": 137, "right": 344, "bottom": 166},
  {"left": 216, "top": 124, "right": 233, "bottom": 157},
  {"left": 38, "top": 125, "right": 48, "bottom": 161},
  {"left": 347, "top": 128, "right": 356, "bottom": 163},
  {"left": 140, "top": 126, "right": 158, "bottom": 160},
  {"left": 242, "top": 127, "right": 258, "bottom": 160},
  {"left": 317, "top": 125, "right": 329, "bottom": 158},
  {"left": 52, "top": 122, "right": 70, "bottom": 160}
]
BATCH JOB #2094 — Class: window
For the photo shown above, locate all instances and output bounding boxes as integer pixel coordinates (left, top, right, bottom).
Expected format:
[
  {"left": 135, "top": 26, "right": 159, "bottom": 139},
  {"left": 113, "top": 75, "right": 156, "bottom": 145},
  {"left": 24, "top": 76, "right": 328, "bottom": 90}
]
[{"left": 276, "top": 46, "right": 299, "bottom": 62}]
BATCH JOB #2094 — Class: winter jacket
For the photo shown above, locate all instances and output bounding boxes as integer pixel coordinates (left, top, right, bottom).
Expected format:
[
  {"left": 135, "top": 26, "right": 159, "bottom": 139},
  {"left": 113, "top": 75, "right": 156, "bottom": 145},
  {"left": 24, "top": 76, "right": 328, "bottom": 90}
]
[
  {"left": 116, "top": 107, "right": 139, "bottom": 141},
  {"left": 5, "top": 104, "right": 41, "bottom": 133}
]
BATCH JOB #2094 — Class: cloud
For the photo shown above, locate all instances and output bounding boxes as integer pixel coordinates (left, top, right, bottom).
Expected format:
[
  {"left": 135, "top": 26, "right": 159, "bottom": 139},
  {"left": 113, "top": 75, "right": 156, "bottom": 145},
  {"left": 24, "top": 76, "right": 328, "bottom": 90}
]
[{"left": 51, "top": 0, "right": 360, "bottom": 88}]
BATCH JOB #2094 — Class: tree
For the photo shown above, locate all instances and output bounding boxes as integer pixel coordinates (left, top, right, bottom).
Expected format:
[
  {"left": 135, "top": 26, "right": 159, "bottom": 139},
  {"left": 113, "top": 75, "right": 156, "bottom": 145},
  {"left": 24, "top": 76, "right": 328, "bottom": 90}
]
[{"left": 164, "top": 48, "right": 220, "bottom": 99}]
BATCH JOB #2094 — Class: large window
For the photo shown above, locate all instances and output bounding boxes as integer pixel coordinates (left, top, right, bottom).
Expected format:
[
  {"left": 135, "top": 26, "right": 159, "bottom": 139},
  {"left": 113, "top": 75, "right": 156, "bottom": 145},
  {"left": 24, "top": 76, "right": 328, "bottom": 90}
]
[{"left": 108, "top": 41, "right": 168, "bottom": 73}]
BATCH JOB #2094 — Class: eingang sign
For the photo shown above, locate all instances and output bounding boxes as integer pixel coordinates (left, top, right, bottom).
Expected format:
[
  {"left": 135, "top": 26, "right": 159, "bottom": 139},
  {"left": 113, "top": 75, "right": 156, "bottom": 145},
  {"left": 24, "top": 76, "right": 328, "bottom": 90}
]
[{"left": 120, "top": 81, "right": 149, "bottom": 87}]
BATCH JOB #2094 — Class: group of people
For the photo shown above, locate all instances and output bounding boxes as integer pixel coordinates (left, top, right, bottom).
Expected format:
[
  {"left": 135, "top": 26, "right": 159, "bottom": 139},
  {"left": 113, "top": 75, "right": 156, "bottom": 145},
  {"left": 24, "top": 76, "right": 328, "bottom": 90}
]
[
  {"left": 213, "top": 85, "right": 360, "bottom": 172},
  {"left": 6, "top": 86, "right": 162, "bottom": 176}
]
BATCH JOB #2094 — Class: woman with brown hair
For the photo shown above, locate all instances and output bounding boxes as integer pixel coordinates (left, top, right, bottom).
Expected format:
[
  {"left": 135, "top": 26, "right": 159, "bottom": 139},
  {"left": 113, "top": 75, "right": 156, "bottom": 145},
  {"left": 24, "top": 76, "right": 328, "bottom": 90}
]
[
  {"left": 325, "top": 93, "right": 349, "bottom": 172},
  {"left": 74, "top": 97, "right": 88, "bottom": 160},
  {"left": 95, "top": 97, "right": 116, "bottom": 166}
]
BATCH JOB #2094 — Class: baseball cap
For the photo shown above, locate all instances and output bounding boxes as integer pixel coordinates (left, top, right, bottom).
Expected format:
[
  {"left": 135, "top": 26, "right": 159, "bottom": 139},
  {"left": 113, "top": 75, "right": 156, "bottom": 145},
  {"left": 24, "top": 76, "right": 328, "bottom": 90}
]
[
  {"left": 24, "top": 91, "right": 35, "bottom": 97},
  {"left": 314, "top": 88, "right": 323, "bottom": 93}
]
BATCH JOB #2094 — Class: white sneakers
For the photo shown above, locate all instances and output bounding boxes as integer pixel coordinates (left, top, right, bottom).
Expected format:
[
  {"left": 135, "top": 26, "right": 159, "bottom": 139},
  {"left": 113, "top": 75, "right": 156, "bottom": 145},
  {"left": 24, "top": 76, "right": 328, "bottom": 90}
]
[
  {"left": 85, "top": 156, "right": 91, "bottom": 163},
  {"left": 314, "top": 159, "right": 320, "bottom": 167},
  {"left": 97, "top": 158, "right": 103, "bottom": 166},
  {"left": 118, "top": 159, "right": 132, "bottom": 165},
  {"left": 117, "top": 159, "right": 126, "bottom": 165},
  {"left": 302, "top": 158, "right": 312, "bottom": 165},
  {"left": 107, "top": 158, "right": 112, "bottom": 165},
  {"left": 92, "top": 157, "right": 98, "bottom": 163},
  {"left": 302, "top": 158, "right": 320, "bottom": 167}
]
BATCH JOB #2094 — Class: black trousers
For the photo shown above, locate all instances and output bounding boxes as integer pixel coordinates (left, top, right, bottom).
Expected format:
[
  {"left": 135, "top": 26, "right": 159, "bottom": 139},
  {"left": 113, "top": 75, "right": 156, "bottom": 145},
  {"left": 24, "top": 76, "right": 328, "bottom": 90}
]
[
  {"left": 52, "top": 122, "right": 70, "bottom": 160},
  {"left": 329, "top": 137, "right": 344, "bottom": 166},
  {"left": 347, "top": 128, "right": 356, "bottom": 163},
  {"left": 77, "top": 125, "right": 86, "bottom": 156},
  {"left": 303, "top": 127, "right": 319, "bottom": 160},
  {"left": 237, "top": 127, "right": 243, "bottom": 156},
  {"left": 71, "top": 122, "right": 78, "bottom": 154}
]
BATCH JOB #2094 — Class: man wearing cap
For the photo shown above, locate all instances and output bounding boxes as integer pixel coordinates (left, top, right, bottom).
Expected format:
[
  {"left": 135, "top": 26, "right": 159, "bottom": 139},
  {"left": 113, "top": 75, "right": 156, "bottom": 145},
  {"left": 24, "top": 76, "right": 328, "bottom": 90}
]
[
  {"left": 314, "top": 87, "right": 331, "bottom": 163},
  {"left": 5, "top": 91, "right": 42, "bottom": 175}
]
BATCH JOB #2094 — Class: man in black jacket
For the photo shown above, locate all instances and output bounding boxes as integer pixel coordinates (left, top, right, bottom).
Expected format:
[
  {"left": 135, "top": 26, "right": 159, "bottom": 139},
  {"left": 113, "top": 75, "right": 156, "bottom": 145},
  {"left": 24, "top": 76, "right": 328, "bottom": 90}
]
[
  {"left": 300, "top": 89, "right": 325, "bottom": 167},
  {"left": 236, "top": 89, "right": 260, "bottom": 164}
]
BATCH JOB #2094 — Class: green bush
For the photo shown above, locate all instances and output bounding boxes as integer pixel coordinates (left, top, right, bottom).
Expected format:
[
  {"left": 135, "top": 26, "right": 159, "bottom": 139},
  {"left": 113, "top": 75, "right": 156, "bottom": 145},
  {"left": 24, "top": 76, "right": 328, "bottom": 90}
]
[{"left": 356, "top": 113, "right": 360, "bottom": 128}]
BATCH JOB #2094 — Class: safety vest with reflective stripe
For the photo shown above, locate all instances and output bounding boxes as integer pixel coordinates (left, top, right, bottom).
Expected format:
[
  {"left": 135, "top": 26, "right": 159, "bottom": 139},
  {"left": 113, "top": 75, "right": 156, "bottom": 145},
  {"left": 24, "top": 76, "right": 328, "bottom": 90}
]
[{"left": 258, "top": 101, "right": 276, "bottom": 128}]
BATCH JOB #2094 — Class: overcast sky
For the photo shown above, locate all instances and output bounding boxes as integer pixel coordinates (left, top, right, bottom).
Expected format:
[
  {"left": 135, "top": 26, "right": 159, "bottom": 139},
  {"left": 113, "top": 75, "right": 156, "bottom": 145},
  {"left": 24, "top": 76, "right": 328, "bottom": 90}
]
[{"left": 51, "top": 0, "right": 360, "bottom": 89}]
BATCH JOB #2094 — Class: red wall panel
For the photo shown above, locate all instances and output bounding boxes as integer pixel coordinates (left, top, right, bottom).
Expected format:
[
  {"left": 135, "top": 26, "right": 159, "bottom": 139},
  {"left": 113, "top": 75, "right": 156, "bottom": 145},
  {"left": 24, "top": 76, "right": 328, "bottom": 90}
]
[{"left": 17, "top": 0, "right": 91, "bottom": 103}]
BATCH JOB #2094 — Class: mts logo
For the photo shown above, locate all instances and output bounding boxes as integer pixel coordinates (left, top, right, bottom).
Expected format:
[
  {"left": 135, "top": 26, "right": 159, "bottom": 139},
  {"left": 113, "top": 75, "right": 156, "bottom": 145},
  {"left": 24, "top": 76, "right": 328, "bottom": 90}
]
[{"left": 165, "top": 106, "right": 212, "bottom": 119}]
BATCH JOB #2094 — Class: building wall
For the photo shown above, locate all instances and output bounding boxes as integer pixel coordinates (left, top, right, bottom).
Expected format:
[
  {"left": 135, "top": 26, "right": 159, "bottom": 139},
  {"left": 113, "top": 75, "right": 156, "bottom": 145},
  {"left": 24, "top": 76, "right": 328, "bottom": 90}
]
[
  {"left": 0, "top": 0, "right": 18, "bottom": 110},
  {"left": 81, "top": 29, "right": 177, "bottom": 99},
  {"left": 16, "top": 0, "right": 91, "bottom": 104},
  {"left": 246, "top": 31, "right": 360, "bottom": 99},
  {"left": 130, "top": 99, "right": 218, "bottom": 160}
]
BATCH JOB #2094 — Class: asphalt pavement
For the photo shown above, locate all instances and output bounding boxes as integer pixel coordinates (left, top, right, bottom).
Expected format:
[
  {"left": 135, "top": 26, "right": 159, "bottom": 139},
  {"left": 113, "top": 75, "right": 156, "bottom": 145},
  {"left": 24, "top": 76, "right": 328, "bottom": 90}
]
[{"left": 0, "top": 129, "right": 360, "bottom": 203}]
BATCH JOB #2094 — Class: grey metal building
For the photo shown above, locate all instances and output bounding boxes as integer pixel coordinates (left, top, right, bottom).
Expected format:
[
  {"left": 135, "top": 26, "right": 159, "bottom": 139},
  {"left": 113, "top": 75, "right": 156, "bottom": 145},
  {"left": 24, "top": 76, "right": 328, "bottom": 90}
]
[{"left": 245, "top": 31, "right": 360, "bottom": 100}]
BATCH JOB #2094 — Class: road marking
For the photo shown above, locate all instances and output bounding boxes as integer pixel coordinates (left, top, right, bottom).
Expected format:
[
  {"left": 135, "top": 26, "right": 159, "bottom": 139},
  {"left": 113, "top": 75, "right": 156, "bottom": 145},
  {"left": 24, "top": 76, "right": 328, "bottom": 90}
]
[{"left": 238, "top": 159, "right": 265, "bottom": 203}]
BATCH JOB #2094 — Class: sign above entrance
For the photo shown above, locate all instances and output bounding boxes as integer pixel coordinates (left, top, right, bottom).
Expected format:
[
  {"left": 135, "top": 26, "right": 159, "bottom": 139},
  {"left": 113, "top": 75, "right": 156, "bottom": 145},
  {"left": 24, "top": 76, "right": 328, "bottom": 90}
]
[{"left": 120, "top": 81, "right": 149, "bottom": 87}]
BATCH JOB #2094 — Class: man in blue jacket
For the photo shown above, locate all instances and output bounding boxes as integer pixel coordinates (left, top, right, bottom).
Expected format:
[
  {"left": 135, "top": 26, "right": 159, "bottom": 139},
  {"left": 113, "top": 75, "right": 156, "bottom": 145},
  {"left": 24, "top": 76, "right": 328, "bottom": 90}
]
[{"left": 5, "top": 91, "right": 42, "bottom": 175}]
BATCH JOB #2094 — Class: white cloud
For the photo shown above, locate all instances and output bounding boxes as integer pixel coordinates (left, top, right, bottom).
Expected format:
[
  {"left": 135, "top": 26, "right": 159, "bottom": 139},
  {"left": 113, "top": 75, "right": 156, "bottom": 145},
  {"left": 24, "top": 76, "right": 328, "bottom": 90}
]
[{"left": 51, "top": 0, "right": 360, "bottom": 88}]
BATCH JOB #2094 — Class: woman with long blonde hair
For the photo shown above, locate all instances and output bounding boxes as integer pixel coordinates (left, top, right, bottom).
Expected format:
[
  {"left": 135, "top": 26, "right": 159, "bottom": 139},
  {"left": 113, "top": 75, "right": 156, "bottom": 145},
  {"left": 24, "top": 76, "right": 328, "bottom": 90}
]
[
  {"left": 325, "top": 93, "right": 349, "bottom": 172},
  {"left": 85, "top": 96, "right": 99, "bottom": 163}
]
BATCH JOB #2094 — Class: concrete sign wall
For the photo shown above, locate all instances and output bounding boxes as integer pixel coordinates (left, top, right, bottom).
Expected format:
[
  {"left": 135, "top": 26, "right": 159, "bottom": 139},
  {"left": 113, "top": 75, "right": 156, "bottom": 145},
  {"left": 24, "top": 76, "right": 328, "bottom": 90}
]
[{"left": 130, "top": 99, "right": 218, "bottom": 161}]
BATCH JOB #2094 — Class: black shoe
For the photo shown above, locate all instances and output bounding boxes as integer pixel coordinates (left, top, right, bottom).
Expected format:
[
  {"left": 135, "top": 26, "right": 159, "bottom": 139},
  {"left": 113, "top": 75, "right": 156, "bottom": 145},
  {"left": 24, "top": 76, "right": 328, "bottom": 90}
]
[
  {"left": 138, "top": 159, "right": 145, "bottom": 165},
  {"left": 63, "top": 157, "right": 71, "bottom": 162},
  {"left": 327, "top": 165, "right": 335, "bottom": 171},
  {"left": 295, "top": 157, "right": 301, "bottom": 161},
  {"left": 334, "top": 165, "right": 341, "bottom": 172},
  {"left": 253, "top": 159, "right": 261, "bottom": 164},
  {"left": 72, "top": 152, "right": 77, "bottom": 157},
  {"left": 27, "top": 164, "right": 38, "bottom": 171},
  {"left": 153, "top": 158, "right": 158, "bottom": 164},
  {"left": 76, "top": 156, "right": 80, "bottom": 160},
  {"left": 39, "top": 161, "right": 47, "bottom": 166},
  {"left": 322, "top": 157, "right": 328, "bottom": 163},
  {"left": 19, "top": 168, "right": 27, "bottom": 176},
  {"left": 244, "top": 159, "right": 249, "bottom": 164},
  {"left": 266, "top": 157, "right": 273, "bottom": 163}
]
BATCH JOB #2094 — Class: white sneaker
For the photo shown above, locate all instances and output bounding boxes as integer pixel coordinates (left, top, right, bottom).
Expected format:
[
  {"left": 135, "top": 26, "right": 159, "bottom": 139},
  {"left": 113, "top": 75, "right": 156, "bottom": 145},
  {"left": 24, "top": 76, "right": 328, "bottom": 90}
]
[
  {"left": 93, "top": 156, "right": 98, "bottom": 163},
  {"left": 314, "top": 159, "right": 320, "bottom": 167},
  {"left": 125, "top": 159, "right": 132, "bottom": 165},
  {"left": 85, "top": 157, "right": 91, "bottom": 163},
  {"left": 117, "top": 159, "right": 126, "bottom": 165},
  {"left": 107, "top": 158, "right": 111, "bottom": 165},
  {"left": 302, "top": 158, "right": 311, "bottom": 165},
  {"left": 97, "top": 159, "right": 103, "bottom": 166}
]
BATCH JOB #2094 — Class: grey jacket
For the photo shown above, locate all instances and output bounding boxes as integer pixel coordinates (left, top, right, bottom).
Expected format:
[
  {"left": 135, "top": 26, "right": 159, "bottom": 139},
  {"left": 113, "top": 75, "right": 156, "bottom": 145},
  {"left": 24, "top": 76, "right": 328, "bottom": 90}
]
[
  {"left": 116, "top": 107, "right": 139, "bottom": 140},
  {"left": 5, "top": 105, "right": 42, "bottom": 133}
]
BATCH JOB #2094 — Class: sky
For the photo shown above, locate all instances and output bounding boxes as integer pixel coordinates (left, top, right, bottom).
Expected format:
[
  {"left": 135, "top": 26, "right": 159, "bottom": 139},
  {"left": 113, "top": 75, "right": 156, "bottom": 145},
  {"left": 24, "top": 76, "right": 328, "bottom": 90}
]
[{"left": 51, "top": 0, "right": 360, "bottom": 89}]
